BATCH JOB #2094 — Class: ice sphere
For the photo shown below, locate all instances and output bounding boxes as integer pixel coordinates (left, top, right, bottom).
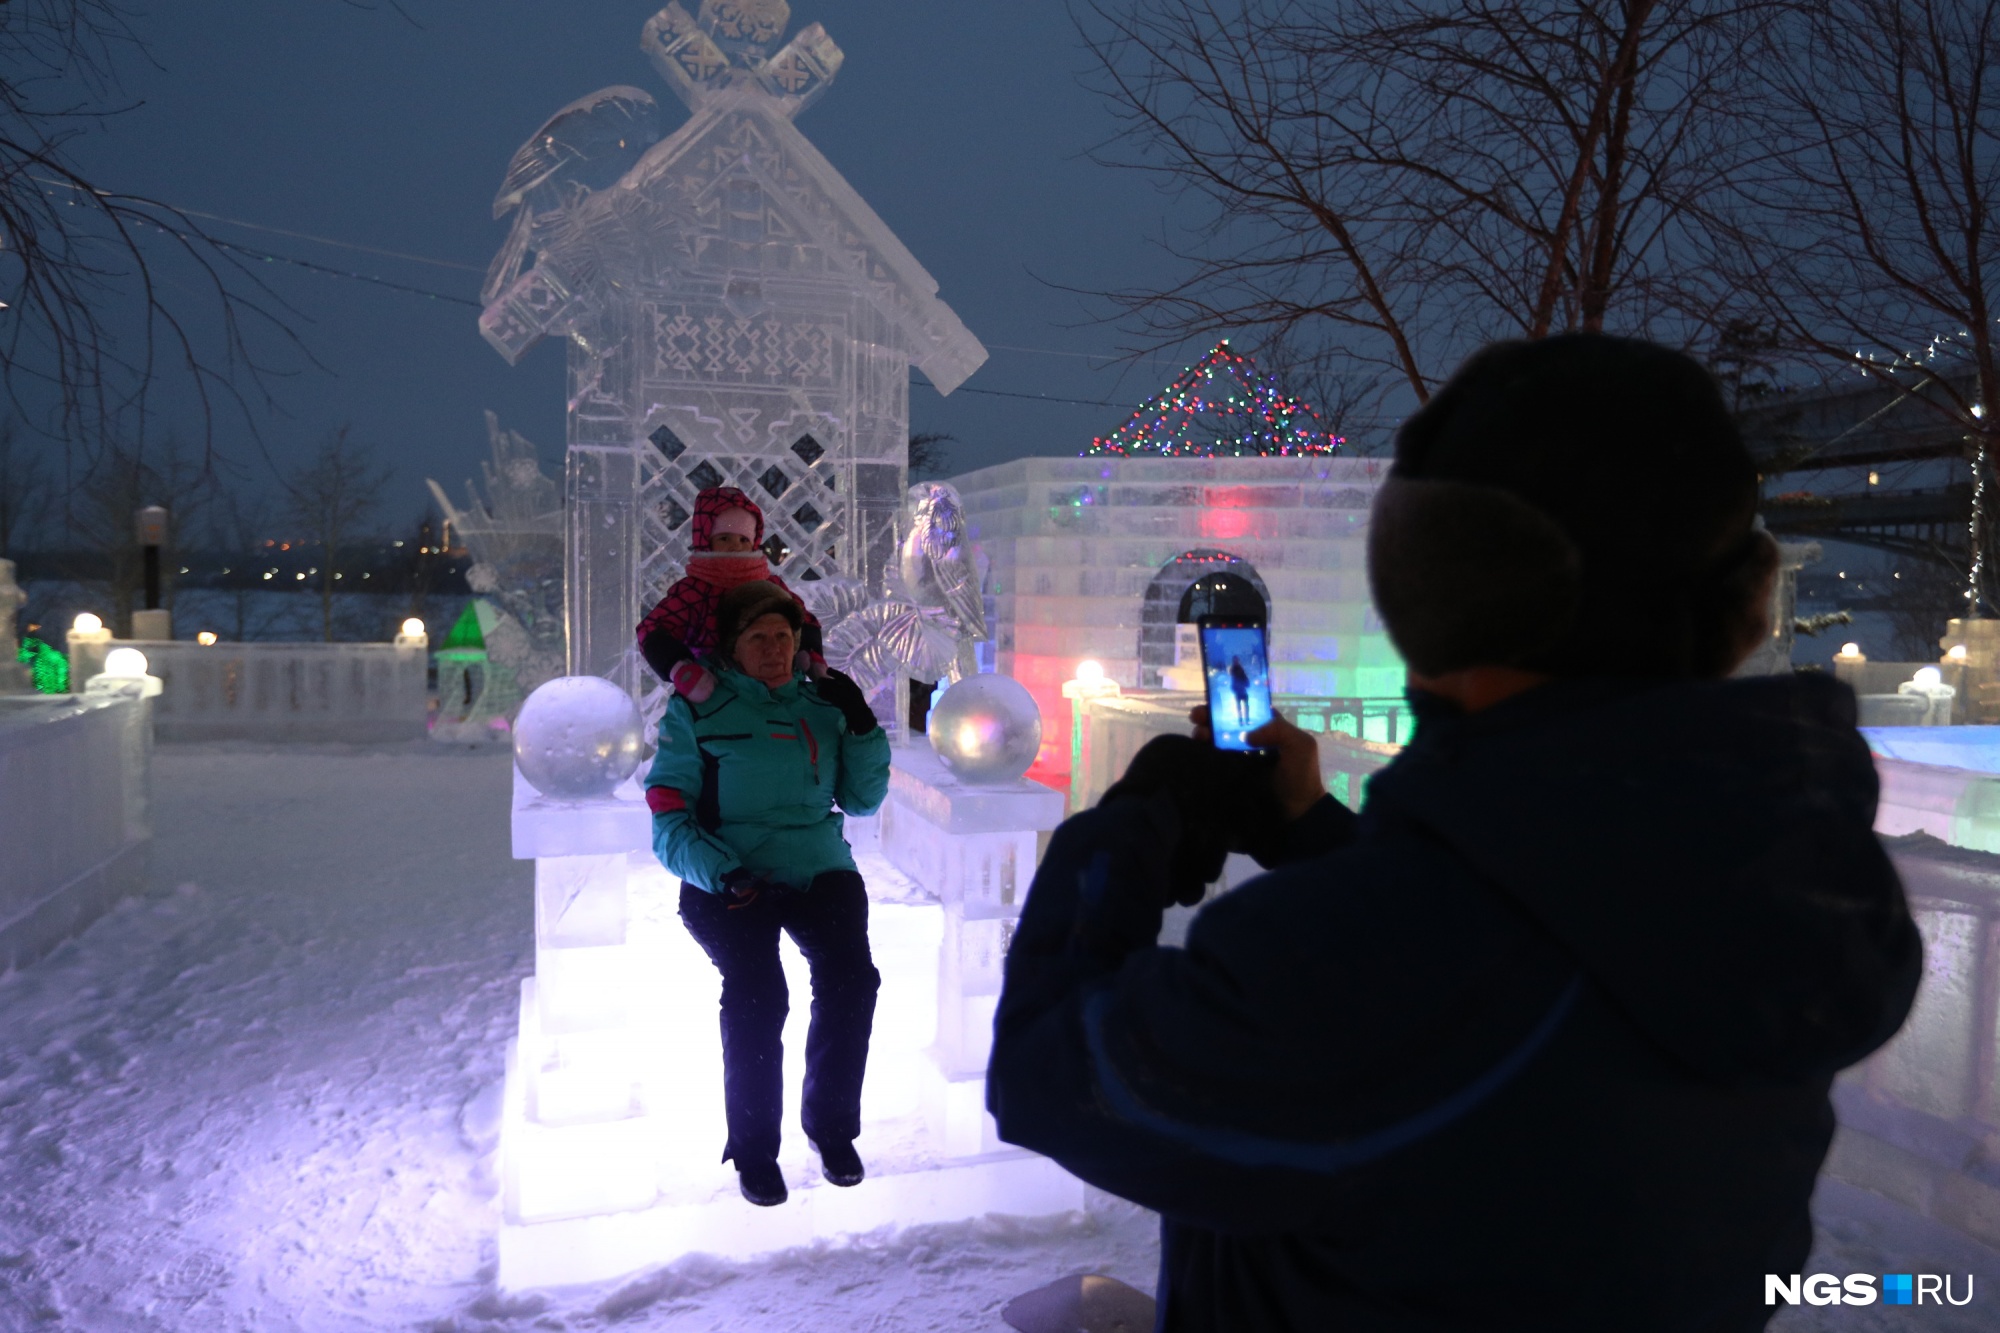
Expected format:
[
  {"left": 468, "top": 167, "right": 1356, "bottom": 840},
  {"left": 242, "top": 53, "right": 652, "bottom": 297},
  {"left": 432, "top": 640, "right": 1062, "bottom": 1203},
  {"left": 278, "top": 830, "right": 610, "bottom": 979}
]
[
  {"left": 926, "top": 675, "right": 1041, "bottom": 786},
  {"left": 514, "top": 676, "right": 645, "bottom": 799}
]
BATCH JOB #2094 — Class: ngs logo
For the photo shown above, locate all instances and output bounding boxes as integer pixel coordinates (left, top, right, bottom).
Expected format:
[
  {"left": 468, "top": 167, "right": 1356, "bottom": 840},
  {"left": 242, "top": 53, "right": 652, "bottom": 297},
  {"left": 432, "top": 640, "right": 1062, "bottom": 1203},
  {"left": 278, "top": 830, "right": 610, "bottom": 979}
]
[{"left": 1767, "top": 1273, "right": 1976, "bottom": 1306}]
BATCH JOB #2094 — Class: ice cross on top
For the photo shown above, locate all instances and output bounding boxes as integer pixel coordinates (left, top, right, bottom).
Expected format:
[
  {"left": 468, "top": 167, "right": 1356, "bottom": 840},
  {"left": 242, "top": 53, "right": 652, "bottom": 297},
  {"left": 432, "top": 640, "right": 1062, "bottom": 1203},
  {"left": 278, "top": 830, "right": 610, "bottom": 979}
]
[{"left": 641, "top": 0, "right": 843, "bottom": 119}]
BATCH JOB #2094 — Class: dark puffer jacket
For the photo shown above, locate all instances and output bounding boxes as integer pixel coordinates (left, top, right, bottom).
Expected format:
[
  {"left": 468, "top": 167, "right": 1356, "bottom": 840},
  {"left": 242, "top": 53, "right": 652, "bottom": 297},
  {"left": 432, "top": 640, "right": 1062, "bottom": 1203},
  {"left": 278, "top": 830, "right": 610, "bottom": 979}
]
[{"left": 988, "top": 673, "right": 1921, "bottom": 1331}]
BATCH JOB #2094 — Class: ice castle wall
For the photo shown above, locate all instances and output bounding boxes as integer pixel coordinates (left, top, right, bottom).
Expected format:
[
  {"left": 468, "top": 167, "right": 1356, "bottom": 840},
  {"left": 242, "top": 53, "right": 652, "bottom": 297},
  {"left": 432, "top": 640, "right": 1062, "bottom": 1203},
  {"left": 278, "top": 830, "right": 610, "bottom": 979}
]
[{"left": 952, "top": 455, "right": 1403, "bottom": 774}]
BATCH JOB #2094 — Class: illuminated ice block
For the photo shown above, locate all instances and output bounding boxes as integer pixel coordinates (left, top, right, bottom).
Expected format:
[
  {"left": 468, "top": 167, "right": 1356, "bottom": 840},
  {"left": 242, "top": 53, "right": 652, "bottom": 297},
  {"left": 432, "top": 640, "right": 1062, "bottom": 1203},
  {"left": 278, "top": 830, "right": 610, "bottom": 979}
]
[{"left": 518, "top": 979, "right": 643, "bottom": 1125}]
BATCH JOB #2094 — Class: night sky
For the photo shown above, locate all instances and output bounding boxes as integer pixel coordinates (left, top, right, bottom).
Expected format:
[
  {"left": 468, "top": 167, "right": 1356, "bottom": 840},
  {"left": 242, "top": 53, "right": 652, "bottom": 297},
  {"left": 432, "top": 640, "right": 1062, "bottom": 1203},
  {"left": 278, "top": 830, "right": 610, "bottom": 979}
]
[{"left": 66, "top": 0, "right": 1212, "bottom": 522}]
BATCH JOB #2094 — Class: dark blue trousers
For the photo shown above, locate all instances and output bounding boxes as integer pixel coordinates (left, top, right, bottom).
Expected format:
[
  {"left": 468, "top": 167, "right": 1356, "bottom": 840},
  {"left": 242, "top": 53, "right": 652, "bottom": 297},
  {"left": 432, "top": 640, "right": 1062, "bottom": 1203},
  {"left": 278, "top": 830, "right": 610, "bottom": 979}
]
[{"left": 678, "top": 870, "right": 880, "bottom": 1165}]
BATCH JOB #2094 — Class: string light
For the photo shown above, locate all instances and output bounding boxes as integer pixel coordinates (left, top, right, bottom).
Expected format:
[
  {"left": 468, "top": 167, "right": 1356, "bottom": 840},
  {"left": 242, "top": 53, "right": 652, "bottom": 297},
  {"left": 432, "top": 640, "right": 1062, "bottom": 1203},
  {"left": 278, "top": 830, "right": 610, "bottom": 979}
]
[{"left": 1083, "top": 341, "right": 1343, "bottom": 458}]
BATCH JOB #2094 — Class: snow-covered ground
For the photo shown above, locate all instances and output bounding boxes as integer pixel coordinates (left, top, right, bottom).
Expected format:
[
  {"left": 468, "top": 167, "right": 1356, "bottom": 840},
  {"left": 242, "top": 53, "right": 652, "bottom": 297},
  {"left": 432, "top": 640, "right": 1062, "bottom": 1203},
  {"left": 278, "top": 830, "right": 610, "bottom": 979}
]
[{"left": 0, "top": 742, "right": 1993, "bottom": 1331}]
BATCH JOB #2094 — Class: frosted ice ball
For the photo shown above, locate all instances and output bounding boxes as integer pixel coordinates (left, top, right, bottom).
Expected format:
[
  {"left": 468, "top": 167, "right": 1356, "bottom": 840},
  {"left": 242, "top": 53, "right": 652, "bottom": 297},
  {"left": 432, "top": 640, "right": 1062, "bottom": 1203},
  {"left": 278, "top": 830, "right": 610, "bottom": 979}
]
[
  {"left": 927, "top": 673, "right": 1041, "bottom": 786},
  {"left": 513, "top": 676, "right": 645, "bottom": 800}
]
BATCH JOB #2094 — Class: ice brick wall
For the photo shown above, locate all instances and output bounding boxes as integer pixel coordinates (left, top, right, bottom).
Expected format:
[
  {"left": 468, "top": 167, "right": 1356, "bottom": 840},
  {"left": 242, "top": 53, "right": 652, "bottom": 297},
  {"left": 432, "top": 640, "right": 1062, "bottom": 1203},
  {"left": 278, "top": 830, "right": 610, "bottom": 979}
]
[{"left": 952, "top": 455, "right": 1402, "bottom": 773}]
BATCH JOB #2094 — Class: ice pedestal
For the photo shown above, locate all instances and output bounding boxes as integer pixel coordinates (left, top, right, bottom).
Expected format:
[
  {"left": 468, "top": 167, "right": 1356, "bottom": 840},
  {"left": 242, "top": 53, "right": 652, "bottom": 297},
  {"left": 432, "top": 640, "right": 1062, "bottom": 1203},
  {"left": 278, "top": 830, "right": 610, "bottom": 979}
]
[
  {"left": 880, "top": 743, "right": 1065, "bottom": 1154},
  {"left": 497, "top": 763, "right": 1082, "bottom": 1292}
]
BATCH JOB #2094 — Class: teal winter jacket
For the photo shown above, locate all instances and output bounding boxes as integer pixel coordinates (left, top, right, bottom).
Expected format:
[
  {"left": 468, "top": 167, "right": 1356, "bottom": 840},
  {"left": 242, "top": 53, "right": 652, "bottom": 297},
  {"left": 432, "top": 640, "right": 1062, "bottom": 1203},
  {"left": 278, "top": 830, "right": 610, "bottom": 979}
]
[{"left": 645, "top": 664, "right": 891, "bottom": 893}]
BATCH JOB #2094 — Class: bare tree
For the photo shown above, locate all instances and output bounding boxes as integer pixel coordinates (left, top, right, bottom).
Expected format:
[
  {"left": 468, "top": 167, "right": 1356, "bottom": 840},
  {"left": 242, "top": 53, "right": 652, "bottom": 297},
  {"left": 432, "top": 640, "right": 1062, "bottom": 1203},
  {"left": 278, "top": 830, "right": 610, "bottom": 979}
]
[
  {"left": 0, "top": 1, "right": 342, "bottom": 461},
  {"left": 55, "top": 433, "right": 210, "bottom": 633},
  {"left": 1078, "top": 0, "right": 1770, "bottom": 429},
  {"left": 908, "top": 431, "right": 956, "bottom": 482},
  {"left": 1884, "top": 557, "right": 1969, "bottom": 659},
  {"left": 1726, "top": 0, "right": 2000, "bottom": 612},
  {"left": 284, "top": 427, "right": 390, "bottom": 641},
  {"left": 201, "top": 479, "right": 285, "bottom": 642},
  {"left": 0, "top": 415, "right": 50, "bottom": 554}
]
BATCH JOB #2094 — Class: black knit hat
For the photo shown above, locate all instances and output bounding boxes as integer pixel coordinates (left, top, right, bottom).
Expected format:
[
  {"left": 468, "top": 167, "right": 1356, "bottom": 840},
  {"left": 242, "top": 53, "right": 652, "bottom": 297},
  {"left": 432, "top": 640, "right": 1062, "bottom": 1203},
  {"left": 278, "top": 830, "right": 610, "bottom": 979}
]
[
  {"left": 715, "top": 580, "right": 803, "bottom": 663},
  {"left": 1369, "top": 333, "right": 1776, "bottom": 679}
]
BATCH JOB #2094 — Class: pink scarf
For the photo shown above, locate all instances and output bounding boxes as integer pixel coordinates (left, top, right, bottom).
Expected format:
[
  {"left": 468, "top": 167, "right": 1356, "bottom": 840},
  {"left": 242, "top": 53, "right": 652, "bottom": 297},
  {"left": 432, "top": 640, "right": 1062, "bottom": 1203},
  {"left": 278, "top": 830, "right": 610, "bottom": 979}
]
[{"left": 685, "top": 552, "right": 771, "bottom": 590}]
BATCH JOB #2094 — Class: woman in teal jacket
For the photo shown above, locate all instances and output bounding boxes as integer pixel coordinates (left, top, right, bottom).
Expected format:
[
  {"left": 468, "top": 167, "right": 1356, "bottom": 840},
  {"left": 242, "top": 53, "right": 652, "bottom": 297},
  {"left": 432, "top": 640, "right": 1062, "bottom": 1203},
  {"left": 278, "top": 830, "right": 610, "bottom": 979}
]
[{"left": 645, "top": 579, "right": 892, "bottom": 1207}]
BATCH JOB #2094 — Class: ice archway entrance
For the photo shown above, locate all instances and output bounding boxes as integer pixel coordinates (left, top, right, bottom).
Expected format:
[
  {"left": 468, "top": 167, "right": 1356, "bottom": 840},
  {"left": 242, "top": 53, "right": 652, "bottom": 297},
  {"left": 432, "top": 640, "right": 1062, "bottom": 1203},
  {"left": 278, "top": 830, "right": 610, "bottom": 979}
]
[{"left": 1136, "top": 550, "right": 1271, "bottom": 687}]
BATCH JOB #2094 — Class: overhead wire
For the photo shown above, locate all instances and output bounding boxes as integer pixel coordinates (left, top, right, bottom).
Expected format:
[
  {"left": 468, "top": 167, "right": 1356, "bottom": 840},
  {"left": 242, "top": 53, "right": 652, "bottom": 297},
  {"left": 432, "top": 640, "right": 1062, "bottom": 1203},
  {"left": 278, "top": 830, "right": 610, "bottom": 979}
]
[{"left": 37, "top": 180, "right": 1161, "bottom": 407}]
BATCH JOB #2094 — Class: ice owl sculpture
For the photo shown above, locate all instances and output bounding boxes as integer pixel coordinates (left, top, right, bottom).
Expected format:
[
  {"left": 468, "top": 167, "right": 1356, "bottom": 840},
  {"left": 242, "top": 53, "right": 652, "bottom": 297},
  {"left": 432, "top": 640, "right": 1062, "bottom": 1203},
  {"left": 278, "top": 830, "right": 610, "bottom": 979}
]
[
  {"left": 899, "top": 482, "right": 987, "bottom": 643},
  {"left": 926, "top": 674, "right": 1041, "bottom": 786},
  {"left": 514, "top": 676, "right": 647, "bottom": 799}
]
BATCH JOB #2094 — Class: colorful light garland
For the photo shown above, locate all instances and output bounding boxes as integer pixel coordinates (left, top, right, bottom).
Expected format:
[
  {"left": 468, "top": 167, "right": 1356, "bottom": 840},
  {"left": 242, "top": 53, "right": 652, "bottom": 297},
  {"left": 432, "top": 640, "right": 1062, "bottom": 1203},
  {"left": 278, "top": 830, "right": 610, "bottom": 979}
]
[{"left": 1083, "top": 341, "right": 1344, "bottom": 458}]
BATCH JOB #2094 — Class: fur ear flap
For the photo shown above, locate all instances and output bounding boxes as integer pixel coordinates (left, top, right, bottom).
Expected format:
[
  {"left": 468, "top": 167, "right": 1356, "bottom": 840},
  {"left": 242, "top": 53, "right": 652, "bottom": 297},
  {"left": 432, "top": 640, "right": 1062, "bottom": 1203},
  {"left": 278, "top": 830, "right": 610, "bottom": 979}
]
[{"left": 1367, "top": 478, "right": 1582, "bottom": 676}]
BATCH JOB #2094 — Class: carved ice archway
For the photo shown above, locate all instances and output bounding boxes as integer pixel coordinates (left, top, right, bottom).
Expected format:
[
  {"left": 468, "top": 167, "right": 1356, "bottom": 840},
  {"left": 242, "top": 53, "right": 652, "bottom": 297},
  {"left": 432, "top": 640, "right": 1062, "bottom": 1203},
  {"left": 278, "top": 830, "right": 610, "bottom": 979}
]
[{"left": 1135, "top": 549, "right": 1271, "bottom": 687}]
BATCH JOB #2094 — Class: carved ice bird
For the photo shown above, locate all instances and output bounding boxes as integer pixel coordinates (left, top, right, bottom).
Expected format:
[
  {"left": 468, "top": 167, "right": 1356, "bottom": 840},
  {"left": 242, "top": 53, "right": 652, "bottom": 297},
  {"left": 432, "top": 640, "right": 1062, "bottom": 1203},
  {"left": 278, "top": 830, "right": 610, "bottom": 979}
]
[{"left": 484, "top": 87, "right": 666, "bottom": 304}]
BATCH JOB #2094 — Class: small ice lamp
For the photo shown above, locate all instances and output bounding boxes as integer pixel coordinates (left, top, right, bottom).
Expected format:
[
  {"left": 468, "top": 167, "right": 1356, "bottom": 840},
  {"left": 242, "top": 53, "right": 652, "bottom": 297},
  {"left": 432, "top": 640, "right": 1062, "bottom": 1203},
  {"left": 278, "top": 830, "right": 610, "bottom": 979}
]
[
  {"left": 1837, "top": 642, "right": 1864, "bottom": 661},
  {"left": 196, "top": 631, "right": 218, "bottom": 646},
  {"left": 1947, "top": 644, "right": 1969, "bottom": 663},
  {"left": 72, "top": 612, "right": 103, "bottom": 635},
  {"left": 402, "top": 617, "right": 425, "bottom": 638},
  {"left": 1913, "top": 666, "right": 1943, "bottom": 688},
  {"left": 103, "top": 647, "right": 149, "bottom": 677},
  {"left": 1062, "top": 657, "right": 1121, "bottom": 703},
  {"left": 395, "top": 617, "right": 428, "bottom": 649}
]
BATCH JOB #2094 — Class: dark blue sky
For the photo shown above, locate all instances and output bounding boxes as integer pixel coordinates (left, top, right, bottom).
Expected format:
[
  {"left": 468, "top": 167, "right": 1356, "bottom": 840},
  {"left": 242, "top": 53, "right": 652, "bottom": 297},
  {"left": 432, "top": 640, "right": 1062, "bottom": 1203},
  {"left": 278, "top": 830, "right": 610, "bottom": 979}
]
[{"left": 70, "top": 0, "right": 1214, "bottom": 522}]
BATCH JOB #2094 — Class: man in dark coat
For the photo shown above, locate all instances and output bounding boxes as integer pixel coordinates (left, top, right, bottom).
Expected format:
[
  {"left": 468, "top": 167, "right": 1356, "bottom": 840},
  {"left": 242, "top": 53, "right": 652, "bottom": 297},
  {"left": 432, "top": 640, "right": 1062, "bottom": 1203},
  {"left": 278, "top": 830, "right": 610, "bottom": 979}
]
[{"left": 986, "top": 334, "right": 1923, "bottom": 1331}]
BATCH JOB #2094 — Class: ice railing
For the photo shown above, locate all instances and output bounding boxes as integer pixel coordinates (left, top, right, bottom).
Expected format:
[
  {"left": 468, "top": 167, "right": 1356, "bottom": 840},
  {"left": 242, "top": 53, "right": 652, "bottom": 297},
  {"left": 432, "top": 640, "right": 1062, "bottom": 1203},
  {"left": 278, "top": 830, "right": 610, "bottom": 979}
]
[
  {"left": 1069, "top": 692, "right": 1410, "bottom": 814},
  {"left": 1830, "top": 836, "right": 2000, "bottom": 1252},
  {"left": 120, "top": 640, "right": 429, "bottom": 744}
]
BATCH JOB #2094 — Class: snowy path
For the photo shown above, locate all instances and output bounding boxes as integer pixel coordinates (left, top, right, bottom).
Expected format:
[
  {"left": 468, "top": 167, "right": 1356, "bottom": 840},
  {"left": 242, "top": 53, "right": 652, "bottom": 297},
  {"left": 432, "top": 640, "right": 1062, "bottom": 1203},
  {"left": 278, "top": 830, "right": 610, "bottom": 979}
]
[{"left": 0, "top": 742, "right": 1992, "bottom": 1331}]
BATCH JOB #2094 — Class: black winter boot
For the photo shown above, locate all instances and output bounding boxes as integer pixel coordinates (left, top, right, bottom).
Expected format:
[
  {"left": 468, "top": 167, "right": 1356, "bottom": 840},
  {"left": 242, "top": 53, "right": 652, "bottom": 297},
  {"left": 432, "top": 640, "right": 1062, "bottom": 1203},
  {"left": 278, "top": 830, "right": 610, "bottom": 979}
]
[
  {"left": 737, "top": 1158, "right": 787, "bottom": 1207},
  {"left": 812, "top": 1137, "right": 865, "bottom": 1187}
]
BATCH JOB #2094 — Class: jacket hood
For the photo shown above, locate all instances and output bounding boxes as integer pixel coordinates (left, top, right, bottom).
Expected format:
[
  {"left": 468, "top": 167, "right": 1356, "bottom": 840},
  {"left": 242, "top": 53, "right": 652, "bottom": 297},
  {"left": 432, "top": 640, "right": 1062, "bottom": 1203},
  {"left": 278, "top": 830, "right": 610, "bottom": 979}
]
[
  {"left": 1366, "top": 673, "right": 1921, "bottom": 1081},
  {"left": 692, "top": 486, "right": 764, "bottom": 551}
]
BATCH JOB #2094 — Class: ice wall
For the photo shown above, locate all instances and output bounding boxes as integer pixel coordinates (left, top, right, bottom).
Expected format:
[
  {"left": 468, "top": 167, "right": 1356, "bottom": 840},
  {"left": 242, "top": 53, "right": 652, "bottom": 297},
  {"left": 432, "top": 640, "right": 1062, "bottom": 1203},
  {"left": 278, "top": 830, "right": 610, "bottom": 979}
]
[{"left": 952, "top": 455, "right": 1400, "bottom": 773}]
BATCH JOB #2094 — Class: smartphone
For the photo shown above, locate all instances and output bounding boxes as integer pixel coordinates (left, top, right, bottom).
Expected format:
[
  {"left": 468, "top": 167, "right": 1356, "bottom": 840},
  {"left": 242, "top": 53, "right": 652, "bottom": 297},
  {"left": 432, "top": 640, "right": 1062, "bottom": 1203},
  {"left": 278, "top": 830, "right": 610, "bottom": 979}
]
[{"left": 1198, "top": 616, "right": 1274, "bottom": 752}]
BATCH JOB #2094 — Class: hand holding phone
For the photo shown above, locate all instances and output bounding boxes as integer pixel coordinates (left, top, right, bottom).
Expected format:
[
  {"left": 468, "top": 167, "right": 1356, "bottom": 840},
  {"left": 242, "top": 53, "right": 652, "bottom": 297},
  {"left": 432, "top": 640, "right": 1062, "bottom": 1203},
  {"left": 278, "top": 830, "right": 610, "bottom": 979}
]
[{"left": 1198, "top": 617, "right": 1274, "bottom": 752}]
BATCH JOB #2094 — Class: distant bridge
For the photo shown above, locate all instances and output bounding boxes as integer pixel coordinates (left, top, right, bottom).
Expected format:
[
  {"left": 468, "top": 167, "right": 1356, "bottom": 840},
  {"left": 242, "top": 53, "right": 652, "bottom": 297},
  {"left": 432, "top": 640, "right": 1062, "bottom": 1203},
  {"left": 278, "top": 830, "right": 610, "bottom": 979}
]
[{"left": 1739, "top": 375, "right": 1976, "bottom": 568}]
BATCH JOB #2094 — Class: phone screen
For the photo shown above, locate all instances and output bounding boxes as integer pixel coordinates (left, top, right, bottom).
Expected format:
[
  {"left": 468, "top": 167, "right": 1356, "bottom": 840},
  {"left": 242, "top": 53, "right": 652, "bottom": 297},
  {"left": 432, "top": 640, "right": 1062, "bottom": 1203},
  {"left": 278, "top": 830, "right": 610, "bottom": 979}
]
[{"left": 1199, "top": 619, "right": 1273, "bottom": 751}]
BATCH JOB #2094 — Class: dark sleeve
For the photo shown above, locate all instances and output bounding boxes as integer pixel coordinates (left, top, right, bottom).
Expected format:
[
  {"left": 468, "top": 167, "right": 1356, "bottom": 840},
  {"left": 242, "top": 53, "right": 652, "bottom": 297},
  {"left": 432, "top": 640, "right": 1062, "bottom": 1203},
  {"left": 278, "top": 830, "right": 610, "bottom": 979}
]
[
  {"left": 986, "top": 794, "right": 1328, "bottom": 1233},
  {"left": 1253, "top": 793, "right": 1357, "bottom": 870},
  {"left": 637, "top": 590, "right": 697, "bottom": 683}
]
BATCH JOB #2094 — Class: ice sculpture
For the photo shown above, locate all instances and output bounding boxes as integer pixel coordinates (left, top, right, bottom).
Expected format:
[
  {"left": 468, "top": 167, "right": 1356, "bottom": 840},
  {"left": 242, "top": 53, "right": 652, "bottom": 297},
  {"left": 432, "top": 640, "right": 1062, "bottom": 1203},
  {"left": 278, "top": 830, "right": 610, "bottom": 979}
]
[
  {"left": 427, "top": 413, "right": 567, "bottom": 707},
  {"left": 480, "top": 0, "right": 987, "bottom": 709},
  {"left": 900, "top": 483, "right": 987, "bottom": 645}
]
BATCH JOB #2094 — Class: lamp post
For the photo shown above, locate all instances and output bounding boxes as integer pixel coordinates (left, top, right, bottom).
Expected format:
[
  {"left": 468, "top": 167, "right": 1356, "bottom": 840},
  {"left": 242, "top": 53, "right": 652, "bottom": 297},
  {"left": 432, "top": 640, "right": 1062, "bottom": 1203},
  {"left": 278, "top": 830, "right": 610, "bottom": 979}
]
[{"left": 133, "top": 505, "right": 171, "bottom": 640}]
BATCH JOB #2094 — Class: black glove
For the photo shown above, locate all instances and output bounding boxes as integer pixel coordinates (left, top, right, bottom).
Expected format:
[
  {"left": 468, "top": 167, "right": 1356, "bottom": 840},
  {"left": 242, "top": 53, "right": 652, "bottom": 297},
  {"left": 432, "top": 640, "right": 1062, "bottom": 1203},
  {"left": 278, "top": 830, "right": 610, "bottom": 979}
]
[
  {"left": 1098, "top": 735, "right": 1286, "bottom": 907},
  {"left": 812, "top": 668, "right": 879, "bottom": 735},
  {"left": 720, "top": 866, "right": 779, "bottom": 909}
]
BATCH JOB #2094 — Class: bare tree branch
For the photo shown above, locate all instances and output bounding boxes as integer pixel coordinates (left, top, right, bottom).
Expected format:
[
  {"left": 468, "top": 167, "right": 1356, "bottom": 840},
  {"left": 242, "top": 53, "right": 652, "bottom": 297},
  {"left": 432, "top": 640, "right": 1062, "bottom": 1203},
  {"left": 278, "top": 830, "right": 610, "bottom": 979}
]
[{"left": 1074, "top": 0, "right": 1775, "bottom": 433}]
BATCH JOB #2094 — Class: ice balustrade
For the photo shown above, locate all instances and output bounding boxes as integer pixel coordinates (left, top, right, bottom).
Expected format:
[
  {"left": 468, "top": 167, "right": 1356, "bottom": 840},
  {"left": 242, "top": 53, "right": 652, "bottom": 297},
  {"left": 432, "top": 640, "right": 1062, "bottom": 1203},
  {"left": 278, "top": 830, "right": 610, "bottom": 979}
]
[
  {"left": 120, "top": 640, "right": 429, "bottom": 743},
  {"left": 1828, "top": 836, "right": 2000, "bottom": 1252},
  {"left": 0, "top": 686, "right": 151, "bottom": 969},
  {"left": 1069, "top": 692, "right": 1409, "bottom": 815}
]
